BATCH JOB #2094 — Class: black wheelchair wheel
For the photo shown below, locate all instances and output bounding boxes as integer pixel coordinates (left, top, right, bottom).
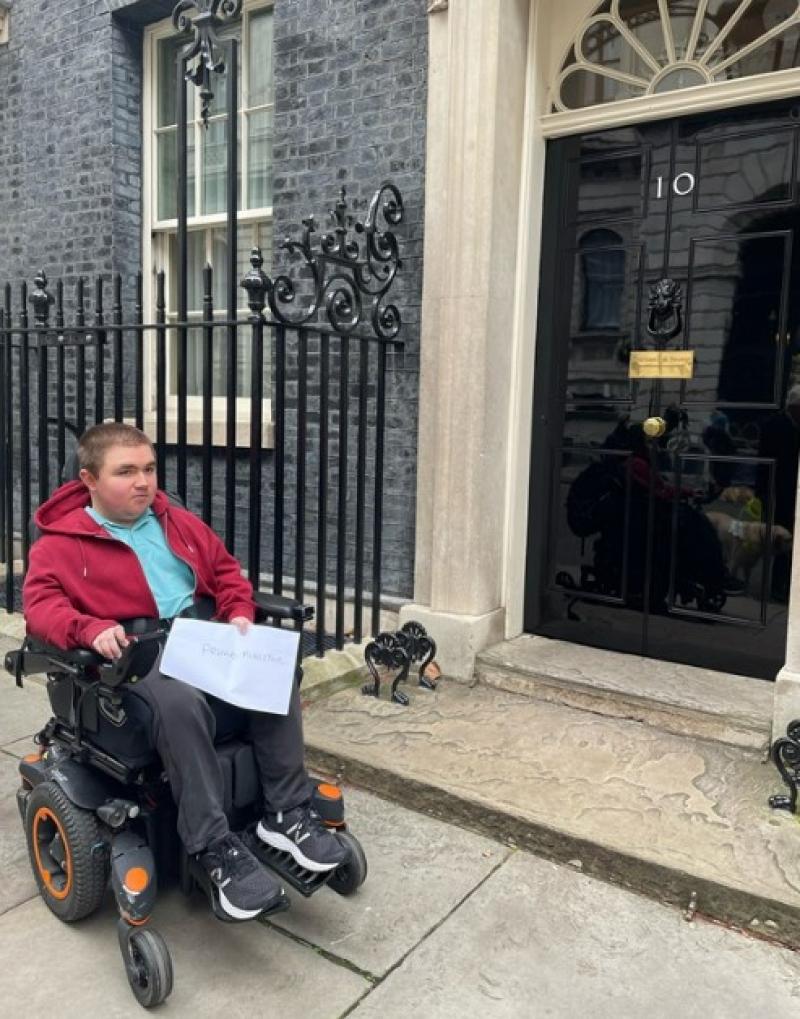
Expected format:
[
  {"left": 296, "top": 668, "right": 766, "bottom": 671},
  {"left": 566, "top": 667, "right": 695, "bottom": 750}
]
[
  {"left": 119, "top": 926, "right": 174, "bottom": 1008},
  {"left": 327, "top": 831, "right": 368, "bottom": 896},
  {"left": 25, "top": 780, "right": 107, "bottom": 923}
]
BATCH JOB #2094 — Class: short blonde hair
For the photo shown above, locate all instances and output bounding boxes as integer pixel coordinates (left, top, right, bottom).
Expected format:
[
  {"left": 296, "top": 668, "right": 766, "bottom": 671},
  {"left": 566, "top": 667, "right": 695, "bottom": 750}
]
[{"left": 78, "top": 423, "right": 154, "bottom": 477}]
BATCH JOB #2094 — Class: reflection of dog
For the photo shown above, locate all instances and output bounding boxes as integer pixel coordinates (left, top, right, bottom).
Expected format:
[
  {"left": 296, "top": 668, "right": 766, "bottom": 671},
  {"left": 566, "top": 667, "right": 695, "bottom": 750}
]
[
  {"left": 705, "top": 511, "right": 792, "bottom": 591},
  {"left": 719, "top": 486, "right": 755, "bottom": 505}
]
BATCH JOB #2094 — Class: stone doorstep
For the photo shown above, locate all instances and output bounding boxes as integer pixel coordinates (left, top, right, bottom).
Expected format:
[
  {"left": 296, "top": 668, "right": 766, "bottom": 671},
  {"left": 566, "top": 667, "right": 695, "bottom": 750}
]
[
  {"left": 302, "top": 682, "right": 800, "bottom": 951},
  {"left": 474, "top": 635, "right": 774, "bottom": 755}
]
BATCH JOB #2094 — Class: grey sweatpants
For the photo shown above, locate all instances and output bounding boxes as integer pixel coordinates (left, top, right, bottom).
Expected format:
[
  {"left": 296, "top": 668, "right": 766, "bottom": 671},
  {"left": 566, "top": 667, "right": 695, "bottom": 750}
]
[{"left": 135, "top": 655, "right": 311, "bottom": 854}]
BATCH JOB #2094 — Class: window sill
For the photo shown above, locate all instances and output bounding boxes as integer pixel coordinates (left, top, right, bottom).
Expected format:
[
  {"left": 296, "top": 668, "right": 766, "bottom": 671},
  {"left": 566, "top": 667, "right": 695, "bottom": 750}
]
[{"left": 126, "top": 412, "right": 275, "bottom": 450}]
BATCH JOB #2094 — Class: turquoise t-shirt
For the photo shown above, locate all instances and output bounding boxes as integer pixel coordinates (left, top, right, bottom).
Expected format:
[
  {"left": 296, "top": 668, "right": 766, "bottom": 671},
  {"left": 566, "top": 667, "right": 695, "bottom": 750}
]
[{"left": 85, "top": 506, "right": 195, "bottom": 619}]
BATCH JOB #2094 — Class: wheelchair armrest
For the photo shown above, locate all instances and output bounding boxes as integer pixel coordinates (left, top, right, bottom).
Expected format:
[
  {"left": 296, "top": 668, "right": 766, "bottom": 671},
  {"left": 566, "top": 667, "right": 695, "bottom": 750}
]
[
  {"left": 5, "top": 640, "right": 104, "bottom": 679},
  {"left": 252, "top": 592, "right": 314, "bottom": 625},
  {"left": 4, "top": 632, "right": 164, "bottom": 689}
]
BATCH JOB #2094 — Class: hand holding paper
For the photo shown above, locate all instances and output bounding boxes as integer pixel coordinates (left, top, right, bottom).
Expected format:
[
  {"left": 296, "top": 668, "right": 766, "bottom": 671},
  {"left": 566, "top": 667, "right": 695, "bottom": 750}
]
[{"left": 160, "top": 619, "right": 301, "bottom": 715}]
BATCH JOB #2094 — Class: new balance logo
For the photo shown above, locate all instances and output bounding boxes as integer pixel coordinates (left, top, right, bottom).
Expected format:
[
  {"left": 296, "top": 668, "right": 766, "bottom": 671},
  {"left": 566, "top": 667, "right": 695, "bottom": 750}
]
[{"left": 287, "top": 823, "right": 311, "bottom": 845}]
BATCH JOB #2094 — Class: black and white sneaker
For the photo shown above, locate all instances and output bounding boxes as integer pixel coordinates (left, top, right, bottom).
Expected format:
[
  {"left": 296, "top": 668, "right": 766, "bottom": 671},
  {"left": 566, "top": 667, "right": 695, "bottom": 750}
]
[
  {"left": 197, "top": 832, "right": 284, "bottom": 920},
  {"left": 257, "top": 804, "right": 347, "bottom": 873}
]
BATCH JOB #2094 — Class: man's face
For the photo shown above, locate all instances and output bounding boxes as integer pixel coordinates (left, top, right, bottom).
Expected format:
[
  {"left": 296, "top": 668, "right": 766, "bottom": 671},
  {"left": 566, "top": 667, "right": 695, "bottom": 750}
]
[{"left": 80, "top": 443, "right": 157, "bottom": 524}]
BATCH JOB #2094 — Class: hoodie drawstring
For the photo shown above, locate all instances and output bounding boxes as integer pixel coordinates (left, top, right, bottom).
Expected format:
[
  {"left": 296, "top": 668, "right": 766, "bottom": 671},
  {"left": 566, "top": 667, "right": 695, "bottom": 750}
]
[{"left": 167, "top": 514, "right": 195, "bottom": 555}]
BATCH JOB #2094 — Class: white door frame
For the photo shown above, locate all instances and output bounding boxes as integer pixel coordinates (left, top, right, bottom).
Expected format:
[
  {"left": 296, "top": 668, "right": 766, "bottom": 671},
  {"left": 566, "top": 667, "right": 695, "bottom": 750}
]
[{"left": 504, "top": 2, "right": 800, "bottom": 660}]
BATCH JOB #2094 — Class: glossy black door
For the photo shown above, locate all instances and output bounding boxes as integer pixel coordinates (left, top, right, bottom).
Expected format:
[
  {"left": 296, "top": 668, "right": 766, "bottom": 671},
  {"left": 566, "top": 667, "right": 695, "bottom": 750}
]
[{"left": 525, "top": 100, "right": 800, "bottom": 680}]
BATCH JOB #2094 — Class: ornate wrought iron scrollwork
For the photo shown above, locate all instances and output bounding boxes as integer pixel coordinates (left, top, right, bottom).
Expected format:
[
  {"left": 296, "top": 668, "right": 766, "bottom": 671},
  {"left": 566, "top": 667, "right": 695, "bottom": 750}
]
[
  {"left": 363, "top": 632, "right": 411, "bottom": 706},
  {"left": 646, "top": 278, "right": 683, "bottom": 344},
  {"left": 769, "top": 719, "right": 800, "bottom": 813},
  {"left": 240, "top": 183, "right": 404, "bottom": 340},
  {"left": 172, "top": 0, "right": 242, "bottom": 126},
  {"left": 362, "top": 621, "right": 439, "bottom": 705},
  {"left": 396, "top": 621, "right": 438, "bottom": 690}
]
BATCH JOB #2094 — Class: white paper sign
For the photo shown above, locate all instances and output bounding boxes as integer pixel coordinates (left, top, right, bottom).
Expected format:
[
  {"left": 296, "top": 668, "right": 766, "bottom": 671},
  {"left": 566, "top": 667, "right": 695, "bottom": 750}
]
[{"left": 160, "top": 619, "right": 301, "bottom": 715}]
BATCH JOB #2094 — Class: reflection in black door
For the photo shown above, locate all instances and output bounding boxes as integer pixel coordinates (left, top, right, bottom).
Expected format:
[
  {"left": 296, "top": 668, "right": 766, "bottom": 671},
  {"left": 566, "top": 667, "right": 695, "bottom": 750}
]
[{"left": 525, "top": 100, "right": 800, "bottom": 680}]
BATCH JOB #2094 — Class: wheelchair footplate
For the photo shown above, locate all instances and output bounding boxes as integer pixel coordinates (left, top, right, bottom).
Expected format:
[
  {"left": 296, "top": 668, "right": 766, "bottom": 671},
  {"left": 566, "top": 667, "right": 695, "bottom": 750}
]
[
  {"left": 186, "top": 853, "right": 291, "bottom": 924},
  {"left": 241, "top": 826, "right": 334, "bottom": 898}
]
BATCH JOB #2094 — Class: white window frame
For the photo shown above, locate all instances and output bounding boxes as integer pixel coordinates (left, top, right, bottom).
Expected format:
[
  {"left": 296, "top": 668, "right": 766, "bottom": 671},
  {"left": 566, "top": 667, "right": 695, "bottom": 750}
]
[{"left": 142, "top": 0, "right": 274, "bottom": 446}]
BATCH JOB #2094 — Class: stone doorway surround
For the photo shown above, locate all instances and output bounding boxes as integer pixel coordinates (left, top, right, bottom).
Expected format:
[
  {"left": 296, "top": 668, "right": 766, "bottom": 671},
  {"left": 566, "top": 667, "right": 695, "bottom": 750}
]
[{"left": 404, "top": 0, "right": 800, "bottom": 739}]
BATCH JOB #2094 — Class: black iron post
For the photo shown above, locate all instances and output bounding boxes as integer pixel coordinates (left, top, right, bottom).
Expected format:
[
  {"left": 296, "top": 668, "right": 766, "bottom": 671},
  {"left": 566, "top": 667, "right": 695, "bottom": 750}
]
[
  {"left": 171, "top": 1, "right": 243, "bottom": 518},
  {"left": 30, "top": 271, "right": 54, "bottom": 507},
  {"left": 134, "top": 273, "right": 144, "bottom": 430},
  {"left": 19, "top": 282, "right": 30, "bottom": 570},
  {"left": 55, "top": 280, "right": 66, "bottom": 474},
  {"left": 176, "top": 49, "right": 189, "bottom": 501},
  {"left": 317, "top": 336, "right": 330, "bottom": 654},
  {"left": 371, "top": 341, "right": 386, "bottom": 636},
  {"left": 94, "top": 277, "right": 105, "bottom": 425},
  {"left": 155, "top": 271, "right": 167, "bottom": 487},
  {"left": 75, "top": 279, "right": 86, "bottom": 436},
  {"left": 274, "top": 324, "right": 286, "bottom": 594},
  {"left": 354, "top": 341, "right": 369, "bottom": 642},
  {"left": 241, "top": 248, "right": 268, "bottom": 585},
  {"left": 225, "top": 37, "right": 239, "bottom": 551},
  {"left": 201, "top": 262, "right": 214, "bottom": 524},
  {"left": 336, "top": 337, "right": 350, "bottom": 649},
  {"left": 294, "top": 330, "right": 308, "bottom": 604},
  {"left": 0, "top": 303, "right": 5, "bottom": 565},
  {"left": 2, "top": 284, "right": 12, "bottom": 603},
  {"left": 112, "top": 274, "right": 123, "bottom": 421}
]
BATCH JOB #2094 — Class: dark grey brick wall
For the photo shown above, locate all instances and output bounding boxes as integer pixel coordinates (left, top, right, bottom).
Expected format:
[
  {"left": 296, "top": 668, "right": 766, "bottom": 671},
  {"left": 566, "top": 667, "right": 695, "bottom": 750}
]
[
  {"left": 272, "top": 0, "right": 426, "bottom": 597},
  {"left": 0, "top": 0, "right": 156, "bottom": 287},
  {"left": 0, "top": 0, "right": 427, "bottom": 601}
]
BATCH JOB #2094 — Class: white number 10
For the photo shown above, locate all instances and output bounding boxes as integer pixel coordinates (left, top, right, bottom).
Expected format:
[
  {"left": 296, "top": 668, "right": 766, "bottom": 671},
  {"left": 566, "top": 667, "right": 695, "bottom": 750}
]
[{"left": 655, "top": 172, "right": 696, "bottom": 198}]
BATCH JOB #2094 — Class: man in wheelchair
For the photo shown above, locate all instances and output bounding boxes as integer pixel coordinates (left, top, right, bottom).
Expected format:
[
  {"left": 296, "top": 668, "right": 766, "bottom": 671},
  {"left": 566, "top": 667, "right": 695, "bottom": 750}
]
[{"left": 23, "top": 421, "right": 347, "bottom": 924}]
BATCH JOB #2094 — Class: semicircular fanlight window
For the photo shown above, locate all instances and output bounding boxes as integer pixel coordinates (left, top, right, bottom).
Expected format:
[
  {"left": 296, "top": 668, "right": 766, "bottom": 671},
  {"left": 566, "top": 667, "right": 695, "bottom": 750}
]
[{"left": 555, "top": 0, "right": 800, "bottom": 112}]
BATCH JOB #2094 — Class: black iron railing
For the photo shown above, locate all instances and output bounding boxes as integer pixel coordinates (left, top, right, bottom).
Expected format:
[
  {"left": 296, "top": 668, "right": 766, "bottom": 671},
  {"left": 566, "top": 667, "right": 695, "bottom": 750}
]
[
  {"left": 1, "top": 0, "right": 407, "bottom": 656},
  {"left": 0, "top": 185, "right": 405, "bottom": 656}
]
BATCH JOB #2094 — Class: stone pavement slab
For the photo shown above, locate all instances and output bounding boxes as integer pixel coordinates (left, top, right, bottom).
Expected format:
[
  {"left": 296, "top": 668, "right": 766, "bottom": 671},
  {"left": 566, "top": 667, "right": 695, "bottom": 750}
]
[
  {"left": 269, "top": 786, "right": 509, "bottom": 977},
  {"left": 0, "top": 662, "right": 49, "bottom": 745},
  {"left": 303, "top": 683, "right": 800, "bottom": 945},
  {"left": 0, "top": 610, "right": 27, "bottom": 642},
  {"left": 1, "top": 736, "right": 37, "bottom": 758},
  {"left": 0, "top": 752, "right": 37, "bottom": 915},
  {"left": 350, "top": 851, "right": 800, "bottom": 1019},
  {"left": 0, "top": 889, "right": 369, "bottom": 1018}
]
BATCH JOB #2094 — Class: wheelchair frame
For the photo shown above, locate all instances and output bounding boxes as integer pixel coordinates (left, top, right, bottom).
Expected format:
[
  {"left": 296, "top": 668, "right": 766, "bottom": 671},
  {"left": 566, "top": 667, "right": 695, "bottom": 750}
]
[{"left": 4, "top": 591, "right": 366, "bottom": 1009}]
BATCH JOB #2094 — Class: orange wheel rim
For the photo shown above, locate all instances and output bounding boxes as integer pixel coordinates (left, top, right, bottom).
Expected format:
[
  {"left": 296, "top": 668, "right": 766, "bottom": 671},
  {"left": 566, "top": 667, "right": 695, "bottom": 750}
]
[{"left": 31, "top": 807, "right": 73, "bottom": 900}]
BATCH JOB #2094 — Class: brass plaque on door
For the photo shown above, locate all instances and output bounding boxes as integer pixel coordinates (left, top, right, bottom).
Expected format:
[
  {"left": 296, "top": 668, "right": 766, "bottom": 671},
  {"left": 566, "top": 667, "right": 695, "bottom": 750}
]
[{"left": 628, "top": 350, "right": 694, "bottom": 379}]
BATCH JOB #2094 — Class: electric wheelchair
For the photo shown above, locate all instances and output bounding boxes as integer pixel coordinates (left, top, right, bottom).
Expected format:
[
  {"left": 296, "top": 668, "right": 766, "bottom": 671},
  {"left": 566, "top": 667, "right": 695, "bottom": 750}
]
[{"left": 3, "top": 593, "right": 367, "bottom": 1008}]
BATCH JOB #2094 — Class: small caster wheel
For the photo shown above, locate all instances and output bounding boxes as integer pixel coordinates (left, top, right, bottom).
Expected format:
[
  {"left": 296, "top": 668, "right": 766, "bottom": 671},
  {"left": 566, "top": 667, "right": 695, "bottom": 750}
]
[
  {"left": 118, "top": 923, "right": 174, "bottom": 1008},
  {"left": 328, "top": 831, "right": 368, "bottom": 897}
]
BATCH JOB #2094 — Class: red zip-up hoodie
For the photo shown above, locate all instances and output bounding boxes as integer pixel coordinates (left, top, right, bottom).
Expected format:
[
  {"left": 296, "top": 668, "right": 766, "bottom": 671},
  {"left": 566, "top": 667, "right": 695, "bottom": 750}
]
[{"left": 23, "top": 481, "right": 256, "bottom": 650}]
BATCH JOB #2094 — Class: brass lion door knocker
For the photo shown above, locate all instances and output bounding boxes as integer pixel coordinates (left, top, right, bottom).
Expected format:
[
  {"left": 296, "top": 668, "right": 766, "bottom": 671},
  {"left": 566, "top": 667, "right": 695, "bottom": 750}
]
[{"left": 647, "top": 278, "right": 683, "bottom": 344}]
